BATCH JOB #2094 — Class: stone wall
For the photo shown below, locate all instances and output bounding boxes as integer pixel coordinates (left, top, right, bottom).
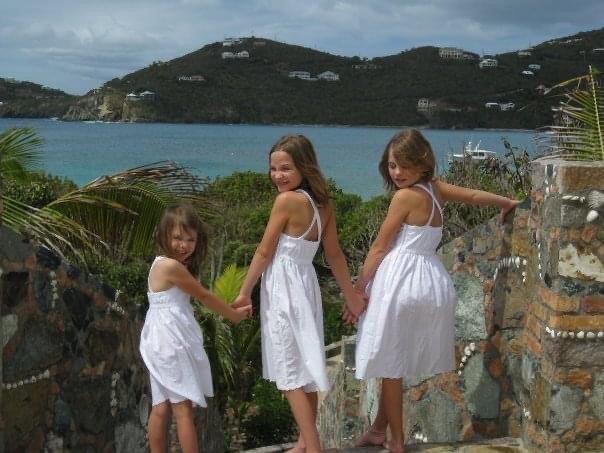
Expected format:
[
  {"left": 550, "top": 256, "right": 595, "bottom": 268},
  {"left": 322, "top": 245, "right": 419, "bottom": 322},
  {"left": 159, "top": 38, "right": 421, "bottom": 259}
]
[
  {"left": 319, "top": 159, "right": 604, "bottom": 452},
  {"left": 0, "top": 226, "right": 224, "bottom": 452}
]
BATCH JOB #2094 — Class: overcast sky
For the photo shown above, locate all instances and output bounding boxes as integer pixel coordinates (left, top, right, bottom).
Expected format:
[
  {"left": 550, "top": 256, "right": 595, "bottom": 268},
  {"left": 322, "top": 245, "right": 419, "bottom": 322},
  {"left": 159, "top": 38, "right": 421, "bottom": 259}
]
[{"left": 2, "top": 0, "right": 602, "bottom": 95}]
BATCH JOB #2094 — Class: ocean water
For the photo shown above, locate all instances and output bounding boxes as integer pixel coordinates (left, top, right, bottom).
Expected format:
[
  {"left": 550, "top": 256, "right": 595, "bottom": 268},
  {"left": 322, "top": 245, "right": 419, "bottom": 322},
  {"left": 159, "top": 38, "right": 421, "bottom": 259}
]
[{"left": 0, "top": 118, "right": 537, "bottom": 199}]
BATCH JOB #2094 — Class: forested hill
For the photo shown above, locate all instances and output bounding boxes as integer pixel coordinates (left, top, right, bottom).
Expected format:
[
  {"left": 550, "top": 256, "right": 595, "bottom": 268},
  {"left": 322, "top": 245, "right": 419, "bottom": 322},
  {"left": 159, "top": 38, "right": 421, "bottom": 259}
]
[
  {"left": 0, "top": 78, "right": 74, "bottom": 118},
  {"left": 2, "top": 27, "right": 604, "bottom": 128}
]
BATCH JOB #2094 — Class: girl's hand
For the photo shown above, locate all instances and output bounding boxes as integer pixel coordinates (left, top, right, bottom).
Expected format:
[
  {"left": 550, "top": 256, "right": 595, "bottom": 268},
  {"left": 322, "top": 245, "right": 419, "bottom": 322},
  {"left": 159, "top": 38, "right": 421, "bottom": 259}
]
[
  {"left": 500, "top": 199, "right": 520, "bottom": 224},
  {"left": 345, "top": 289, "right": 368, "bottom": 318},
  {"left": 229, "top": 305, "right": 252, "bottom": 324},
  {"left": 233, "top": 295, "right": 252, "bottom": 311},
  {"left": 341, "top": 304, "right": 358, "bottom": 325}
]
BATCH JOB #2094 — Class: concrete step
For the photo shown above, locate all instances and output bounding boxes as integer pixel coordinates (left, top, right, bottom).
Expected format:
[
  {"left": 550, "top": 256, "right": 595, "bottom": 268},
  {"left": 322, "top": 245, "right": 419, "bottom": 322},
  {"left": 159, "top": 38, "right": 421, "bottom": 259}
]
[{"left": 242, "top": 437, "right": 528, "bottom": 452}]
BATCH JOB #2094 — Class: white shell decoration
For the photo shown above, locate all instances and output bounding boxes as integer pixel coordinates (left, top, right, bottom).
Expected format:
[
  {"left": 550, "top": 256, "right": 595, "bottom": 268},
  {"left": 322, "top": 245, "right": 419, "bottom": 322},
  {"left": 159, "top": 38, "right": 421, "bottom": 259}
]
[
  {"left": 569, "top": 332, "right": 575, "bottom": 338},
  {"left": 562, "top": 331, "right": 569, "bottom": 338},
  {"left": 469, "top": 342, "right": 476, "bottom": 351},
  {"left": 586, "top": 332, "right": 596, "bottom": 339},
  {"left": 598, "top": 332, "right": 604, "bottom": 339},
  {"left": 586, "top": 210, "right": 599, "bottom": 222},
  {"left": 577, "top": 331, "right": 585, "bottom": 339}
]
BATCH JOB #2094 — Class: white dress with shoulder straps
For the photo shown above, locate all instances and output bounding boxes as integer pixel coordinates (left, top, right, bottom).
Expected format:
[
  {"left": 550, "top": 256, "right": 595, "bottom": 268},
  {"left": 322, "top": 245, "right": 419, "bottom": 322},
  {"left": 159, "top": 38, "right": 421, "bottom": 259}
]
[
  {"left": 140, "top": 256, "right": 214, "bottom": 406},
  {"left": 260, "top": 189, "right": 329, "bottom": 392},
  {"left": 355, "top": 182, "right": 457, "bottom": 379}
]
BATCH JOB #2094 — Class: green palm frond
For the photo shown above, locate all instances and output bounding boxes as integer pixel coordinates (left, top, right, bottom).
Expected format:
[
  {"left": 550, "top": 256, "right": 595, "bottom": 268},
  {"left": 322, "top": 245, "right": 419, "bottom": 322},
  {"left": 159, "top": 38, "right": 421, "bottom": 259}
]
[
  {"left": 2, "top": 195, "right": 106, "bottom": 262},
  {"left": 538, "top": 66, "right": 604, "bottom": 161},
  {"left": 0, "top": 127, "right": 44, "bottom": 182},
  {"left": 46, "top": 161, "right": 215, "bottom": 261},
  {"left": 212, "top": 264, "right": 247, "bottom": 302}
]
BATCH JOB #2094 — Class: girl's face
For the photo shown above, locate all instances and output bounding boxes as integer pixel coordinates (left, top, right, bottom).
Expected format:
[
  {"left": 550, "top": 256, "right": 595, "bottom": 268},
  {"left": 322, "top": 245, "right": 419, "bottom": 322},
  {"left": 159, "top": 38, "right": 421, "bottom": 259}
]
[
  {"left": 388, "top": 150, "right": 423, "bottom": 189},
  {"left": 169, "top": 226, "right": 197, "bottom": 263},
  {"left": 270, "top": 150, "right": 303, "bottom": 192}
]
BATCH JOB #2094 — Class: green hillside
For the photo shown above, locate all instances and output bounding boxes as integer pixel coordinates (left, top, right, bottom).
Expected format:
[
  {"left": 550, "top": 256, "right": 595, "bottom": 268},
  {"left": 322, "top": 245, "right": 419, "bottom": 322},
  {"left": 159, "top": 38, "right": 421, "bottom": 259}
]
[
  {"left": 2, "top": 28, "right": 604, "bottom": 128},
  {"left": 0, "top": 78, "right": 74, "bottom": 118}
]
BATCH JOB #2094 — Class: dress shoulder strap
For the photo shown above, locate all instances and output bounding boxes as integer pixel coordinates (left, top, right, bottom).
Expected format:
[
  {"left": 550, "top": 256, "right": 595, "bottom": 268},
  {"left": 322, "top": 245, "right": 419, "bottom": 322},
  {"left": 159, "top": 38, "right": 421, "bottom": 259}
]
[
  {"left": 147, "top": 256, "right": 165, "bottom": 292},
  {"left": 413, "top": 182, "right": 443, "bottom": 226},
  {"left": 296, "top": 189, "right": 322, "bottom": 239}
]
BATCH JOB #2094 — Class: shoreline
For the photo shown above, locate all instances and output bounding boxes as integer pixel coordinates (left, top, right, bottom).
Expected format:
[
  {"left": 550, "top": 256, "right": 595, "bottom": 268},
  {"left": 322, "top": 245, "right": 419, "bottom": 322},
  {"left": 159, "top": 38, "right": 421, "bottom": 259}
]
[{"left": 1, "top": 116, "right": 538, "bottom": 133}]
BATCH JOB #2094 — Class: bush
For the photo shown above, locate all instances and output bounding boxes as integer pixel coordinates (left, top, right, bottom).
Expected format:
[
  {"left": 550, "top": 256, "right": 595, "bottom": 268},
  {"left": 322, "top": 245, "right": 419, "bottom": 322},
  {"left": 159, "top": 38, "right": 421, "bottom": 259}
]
[
  {"left": 4, "top": 172, "right": 77, "bottom": 207},
  {"left": 239, "top": 378, "right": 296, "bottom": 449}
]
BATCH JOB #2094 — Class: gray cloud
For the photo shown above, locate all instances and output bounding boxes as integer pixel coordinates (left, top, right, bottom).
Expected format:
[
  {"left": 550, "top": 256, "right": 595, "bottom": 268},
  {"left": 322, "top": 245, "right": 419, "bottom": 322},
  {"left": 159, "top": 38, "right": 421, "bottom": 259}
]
[{"left": 1, "top": 0, "right": 602, "bottom": 94}]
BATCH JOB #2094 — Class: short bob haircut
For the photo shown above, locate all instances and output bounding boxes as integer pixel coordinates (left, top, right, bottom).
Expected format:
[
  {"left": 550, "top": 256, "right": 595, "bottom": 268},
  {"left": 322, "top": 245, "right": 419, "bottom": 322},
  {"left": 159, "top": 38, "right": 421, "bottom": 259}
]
[{"left": 378, "top": 129, "right": 436, "bottom": 192}]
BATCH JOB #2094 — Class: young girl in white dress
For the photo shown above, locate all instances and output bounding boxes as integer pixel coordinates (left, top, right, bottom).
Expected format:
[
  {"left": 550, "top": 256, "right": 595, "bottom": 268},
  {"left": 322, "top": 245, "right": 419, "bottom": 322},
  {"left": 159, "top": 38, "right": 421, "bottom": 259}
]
[
  {"left": 234, "top": 134, "right": 366, "bottom": 453},
  {"left": 140, "top": 204, "right": 251, "bottom": 453},
  {"left": 348, "top": 129, "right": 519, "bottom": 452}
]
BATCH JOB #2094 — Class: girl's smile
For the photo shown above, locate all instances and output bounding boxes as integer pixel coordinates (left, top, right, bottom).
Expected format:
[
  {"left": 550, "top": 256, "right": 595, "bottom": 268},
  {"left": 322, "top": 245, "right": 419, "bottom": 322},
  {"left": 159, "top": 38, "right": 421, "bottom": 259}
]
[
  {"left": 169, "top": 227, "right": 197, "bottom": 263},
  {"left": 270, "top": 150, "right": 303, "bottom": 192}
]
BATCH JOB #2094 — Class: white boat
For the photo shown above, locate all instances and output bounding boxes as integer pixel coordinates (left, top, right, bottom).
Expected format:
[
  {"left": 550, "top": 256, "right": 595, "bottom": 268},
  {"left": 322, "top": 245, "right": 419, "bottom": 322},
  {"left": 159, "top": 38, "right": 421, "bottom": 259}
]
[{"left": 449, "top": 141, "right": 498, "bottom": 162}]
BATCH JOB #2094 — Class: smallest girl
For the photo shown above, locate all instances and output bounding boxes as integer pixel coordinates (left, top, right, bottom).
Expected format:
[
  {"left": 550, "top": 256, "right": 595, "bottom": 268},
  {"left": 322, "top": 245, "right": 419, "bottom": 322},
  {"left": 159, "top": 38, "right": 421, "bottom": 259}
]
[{"left": 140, "top": 204, "right": 251, "bottom": 453}]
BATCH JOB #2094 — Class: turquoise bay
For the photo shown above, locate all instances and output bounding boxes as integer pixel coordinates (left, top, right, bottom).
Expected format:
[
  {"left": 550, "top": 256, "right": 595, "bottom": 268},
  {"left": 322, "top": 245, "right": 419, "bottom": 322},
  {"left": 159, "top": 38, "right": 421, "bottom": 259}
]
[{"left": 0, "top": 119, "right": 536, "bottom": 199}]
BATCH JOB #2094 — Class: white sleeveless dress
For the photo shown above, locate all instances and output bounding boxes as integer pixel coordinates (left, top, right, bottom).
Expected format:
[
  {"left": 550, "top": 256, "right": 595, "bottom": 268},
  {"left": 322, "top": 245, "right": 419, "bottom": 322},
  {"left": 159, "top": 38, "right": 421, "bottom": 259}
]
[
  {"left": 260, "top": 189, "right": 329, "bottom": 392},
  {"left": 355, "top": 182, "right": 457, "bottom": 379},
  {"left": 140, "top": 256, "right": 214, "bottom": 406}
]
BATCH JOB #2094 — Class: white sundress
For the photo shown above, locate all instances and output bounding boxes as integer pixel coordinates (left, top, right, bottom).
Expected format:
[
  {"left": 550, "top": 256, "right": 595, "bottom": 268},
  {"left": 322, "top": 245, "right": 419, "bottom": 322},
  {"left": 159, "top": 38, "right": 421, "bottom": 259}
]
[
  {"left": 140, "top": 256, "right": 214, "bottom": 407},
  {"left": 355, "top": 182, "right": 457, "bottom": 379},
  {"left": 260, "top": 189, "right": 329, "bottom": 392}
]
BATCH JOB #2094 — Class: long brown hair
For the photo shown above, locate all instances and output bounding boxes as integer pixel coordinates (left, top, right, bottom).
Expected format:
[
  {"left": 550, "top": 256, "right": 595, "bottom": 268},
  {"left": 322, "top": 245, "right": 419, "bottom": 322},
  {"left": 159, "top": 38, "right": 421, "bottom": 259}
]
[
  {"left": 379, "top": 129, "right": 437, "bottom": 192},
  {"left": 268, "top": 134, "right": 330, "bottom": 205},
  {"left": 155, "top": 204, "right": 208, "bottom": 276}
]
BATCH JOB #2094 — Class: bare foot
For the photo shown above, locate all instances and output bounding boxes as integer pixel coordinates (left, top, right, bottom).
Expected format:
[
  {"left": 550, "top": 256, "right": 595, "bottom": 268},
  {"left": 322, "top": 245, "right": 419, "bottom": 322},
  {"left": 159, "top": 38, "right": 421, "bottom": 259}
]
[
  {"left": 354, "top": 428, "right": 386, "bottom": 447},
  {"left": 285, "top": 440, "right": 305, "bottom": 453},
  {"left": 384, "top": 440, "right": 405, "bottom": 453}
]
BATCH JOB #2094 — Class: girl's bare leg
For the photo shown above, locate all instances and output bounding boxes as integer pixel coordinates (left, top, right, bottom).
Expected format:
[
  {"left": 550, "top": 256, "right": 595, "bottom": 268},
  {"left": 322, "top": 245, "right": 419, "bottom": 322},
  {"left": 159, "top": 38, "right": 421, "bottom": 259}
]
[
  {"left": 284, "top": 388, "right": 321, "bottom": 453},
  {"left": 148, "top": 402, "right": 171, "bottom": 453},
  {"left": 354, "top": 385, "right": 388, "bottom": 447},
  {"left": 382, "top": 378, "right": 404, "bottom": 453},
  {"left": 172, "top": 400, "right": 199, "bottom": 453},
  {"left": 289, "top": 391, "right": 318, "bottom": 452}
]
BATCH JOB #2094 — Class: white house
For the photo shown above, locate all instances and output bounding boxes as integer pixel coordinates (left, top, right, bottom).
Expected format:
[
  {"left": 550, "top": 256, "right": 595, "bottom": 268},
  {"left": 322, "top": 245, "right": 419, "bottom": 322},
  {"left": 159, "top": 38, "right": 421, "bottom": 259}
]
[
  {"left": 179, "top": 75, "right": 205, "bottom": 82},
  {"left": 528, "top": 64, "right": 541, "bottom": 71},
  {"left": 517, "top": 50, "right": 532, "bottom": 58},
  {"left": 439, "top": 47, "right": 464, "bottom": 59},
  {"left": 499, "top": 102, "right": 515, "bottom": 111},
  {"left": 139, "top": 91, "right": 155, "bottom": 100},
  {"left": 485, "top": 102, "right": 500, "bottom": 109},
  {"left": 126, "top": 93, "right": 141, "bottom": 101},
  {"left": 521, "top": 70, "right": 534, "bottom": 76},
  {"left": 479, "top": 58, "right": 498, "bottom": 68},
  {"left": 236, "top": 51, "right": 249, "bottom": 58},
  {"left": 289, "top": 71, "right": 311, "bottom": 80},
  {"left": 417, "top": 98, "right": 437, "bottom": 113},
  {"left": 223, "top": 37, "right": 243, "bottom": 47},
  {"left": 317, "top": 71, "right": 339, "bottom": 81}
]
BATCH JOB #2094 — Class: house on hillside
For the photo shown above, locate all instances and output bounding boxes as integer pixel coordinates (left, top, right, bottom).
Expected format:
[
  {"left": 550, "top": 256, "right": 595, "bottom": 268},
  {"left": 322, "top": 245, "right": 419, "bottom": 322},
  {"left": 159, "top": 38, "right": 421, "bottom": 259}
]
[
  {"left": 221, "top": 52, "right": 235, "bottom": 59},
  {"left": 236, "top": 51, "right": 249, "bottom": 58},
  {"left": 289, "top": 71, "right": 311, "bottom": 80},
  {"left": 528, "top": 64, "right": 541, "bottom": 71},
  {"left": 317, "top": 71, "right": 339, "bottom": 81},
  {"left": 178, "top": 75, "right": 205, "bottom": 82},
  {"left": 521, "top": 70, "right": 534, "bottom": 76},
  {"left": 223, "top": 37, "right": 243, "bottom": 47},
  {"left": 499, "top": 102, "right": 515, "bottom": 111},
  {"left": 479, "top": 58, "right": 498, "bottom": 68},
  {"left": 126, "top": 93, "right": 141, "bottom": 101},
  {"left": 438, "top": 47, "right": 464, "bottom": 59},
  {"left": 485, "top": 102, "right": 500, "bottom": 109},
  {"left": 517, "top": 50, "right": 532, "bottom": 58},
  {"left": 417, "top": 98, "right": 437, "bottom": 113},
  {"left": 139, "top": 91, "right": 155, "bottom": 101}
]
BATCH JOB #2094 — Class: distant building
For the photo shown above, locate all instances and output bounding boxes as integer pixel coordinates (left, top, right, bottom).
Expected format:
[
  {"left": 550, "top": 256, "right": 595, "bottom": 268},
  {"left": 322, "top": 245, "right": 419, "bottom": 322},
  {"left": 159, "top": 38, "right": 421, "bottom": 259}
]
[
  {"left": 479, "top": 58, "right": 498, "bottom": 68},
  {"left": 289, "top": 71, "right": 311, "bottom": 80},
  {"left": 317, "top": 71, "right": 340, "bottom": 81},
  {"left": 417, "top": 98, "right": 437, "bottom": 113},
  {"left": 517, "top": 50, "right": 532, "bottom": 58},
  {"left": 352, "top": 63, "right": 379, "bottom": 70},
  {"left": 139, "top": 91, "right": 155, "bottom": 100},
  {"left": 178, "top": 75, "right": 205, "bottom": 82},
  {"left": 499, "top": 102, "right": 515, "bottom": 111},
  {"left": 253, "top": 41, "right": 266, "bottom": 47},
  {"left": 126, "top": 93, "right": 141, "bottom": 102},
  {"left": 485, "top": 102, "right": 500, "bottom": 109},
  {"left": 236, "top": 51, "right": 249, "bottom": 58},
  {"left": 528, "top": 64, "right": 541, "bottom": 71},
  {"left": 221, "top": 52, "right": 235, "bottom": 59},
  {"left": 521, "top": 70, "right": 534, "bottom": 76},
  {"left": 223, "top": 37, "right": 243, "bottom": 47},
  {"left": 439, "top": 47, "right": 464, "bottom": 59}
]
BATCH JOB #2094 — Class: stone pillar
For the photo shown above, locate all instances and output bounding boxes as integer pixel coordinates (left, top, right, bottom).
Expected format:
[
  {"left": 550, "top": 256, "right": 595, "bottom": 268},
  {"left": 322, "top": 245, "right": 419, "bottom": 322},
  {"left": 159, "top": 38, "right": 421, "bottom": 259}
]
[{"left": 522, "top": 159, "right": 604, "bottom": 452}]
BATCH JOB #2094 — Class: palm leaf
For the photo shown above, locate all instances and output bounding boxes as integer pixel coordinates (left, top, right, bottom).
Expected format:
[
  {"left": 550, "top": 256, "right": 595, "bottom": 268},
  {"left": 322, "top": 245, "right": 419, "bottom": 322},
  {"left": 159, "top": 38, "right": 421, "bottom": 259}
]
[
  {"left": 46, "top": 161, "right": 215, "bottom": 261},
  {"left": 0, "top": 127, "right": 43, "bottom": 182},
  {"left": 1, "top": 195, "right": 106, "bottom": 263},
  {"left": 537, "top": 66, "right": 604, "bottom": 161},
  {"left": 212, "top": 264, "right": 247, "bottom": 303}
]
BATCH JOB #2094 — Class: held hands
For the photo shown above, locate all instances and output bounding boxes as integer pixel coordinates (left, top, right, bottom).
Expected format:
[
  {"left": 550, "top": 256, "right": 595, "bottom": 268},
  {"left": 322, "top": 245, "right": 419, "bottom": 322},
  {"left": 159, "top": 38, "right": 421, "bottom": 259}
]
[
  {"left": 230, "top": 295, "right": 253, "bottom": 324},
  {"left": 341, "top": 287, "right": 368, "bottom": 325}
]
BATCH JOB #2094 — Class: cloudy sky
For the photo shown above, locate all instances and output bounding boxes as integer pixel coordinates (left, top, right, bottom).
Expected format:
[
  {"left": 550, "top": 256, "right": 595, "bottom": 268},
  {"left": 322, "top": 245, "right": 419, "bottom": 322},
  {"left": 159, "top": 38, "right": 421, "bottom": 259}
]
[{"left": 2, "top": 0, "right": 602, "bottom": 95}]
